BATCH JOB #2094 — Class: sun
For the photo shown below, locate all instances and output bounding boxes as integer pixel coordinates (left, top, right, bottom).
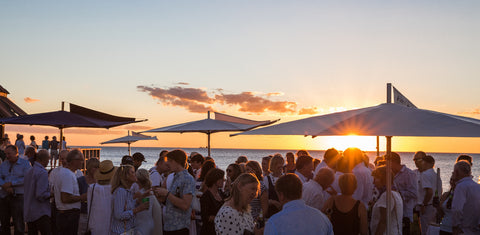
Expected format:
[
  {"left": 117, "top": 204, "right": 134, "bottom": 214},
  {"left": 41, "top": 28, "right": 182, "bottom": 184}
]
[{"left": 321, "top": 135, "right": 378, "bottom": 151}]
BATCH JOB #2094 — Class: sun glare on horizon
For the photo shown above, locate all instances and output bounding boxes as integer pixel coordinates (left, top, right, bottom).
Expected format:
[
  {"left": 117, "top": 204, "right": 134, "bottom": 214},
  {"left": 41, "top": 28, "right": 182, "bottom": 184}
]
[{"left": 321, "top": 135, "right": 378, "bottom": 152}]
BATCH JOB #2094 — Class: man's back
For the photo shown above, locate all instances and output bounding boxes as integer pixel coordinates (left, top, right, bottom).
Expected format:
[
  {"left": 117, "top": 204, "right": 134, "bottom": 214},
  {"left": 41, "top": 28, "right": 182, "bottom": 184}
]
[
  {"left": 264, "top": 199, "right": 333, "bottom": 235},
  {"left": 452, "top": 177, "right": 480, "bottom": 233}
]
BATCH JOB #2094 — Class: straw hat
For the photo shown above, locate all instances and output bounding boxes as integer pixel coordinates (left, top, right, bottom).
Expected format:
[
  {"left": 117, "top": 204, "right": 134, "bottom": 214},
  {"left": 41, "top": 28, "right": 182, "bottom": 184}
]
[{"left": 95, "top": 160, "right": 116, "bottom": 181}]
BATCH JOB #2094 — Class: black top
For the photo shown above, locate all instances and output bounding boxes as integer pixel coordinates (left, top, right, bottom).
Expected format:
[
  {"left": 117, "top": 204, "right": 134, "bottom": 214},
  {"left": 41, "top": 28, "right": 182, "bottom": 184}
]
[
  {"left": 331, "top": 199, "right": 361, "bottom": 235},
  {"left": 200, "top": 189, "right": 224, "bottom": 235}
]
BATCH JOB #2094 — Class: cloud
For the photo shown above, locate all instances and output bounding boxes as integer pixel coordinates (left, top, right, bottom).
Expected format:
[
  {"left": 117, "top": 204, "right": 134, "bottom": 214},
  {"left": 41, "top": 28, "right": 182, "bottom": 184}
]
[
  {"left": 460, "top": 107, "right": 480, "bottom": 116},
  {"left": 138, "top": 85, "right": 297, "bottom": 114},
  {"left": 120, "top": 125, "right": 155, "bottom": 131},
  {"left": 298, "top": 107, "right": 319, "bottom": 115},
  {"left": 24, "top": 97, "right": 39, "bottom": 103},
  {"left": 177, "top": 82, "right": 190, "bottom": 85},
  {"left": 215, "top": 92, "right": 297, "bottom": 113},
  {"left": 266, "top": 92, "right": 284, "bottom": 97}
]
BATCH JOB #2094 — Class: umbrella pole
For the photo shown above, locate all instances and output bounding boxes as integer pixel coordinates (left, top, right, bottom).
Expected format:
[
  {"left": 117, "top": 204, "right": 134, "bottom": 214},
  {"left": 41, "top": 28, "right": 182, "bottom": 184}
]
[
  {"left": 128, "top": 142, "right": 131, "bottom": 156},
  {"left": 59, "top": 128, "right": 64, "bottom": 151},
  {"left": 376, "top": 136, "right": 380, "bottom": 157},
  {"left": 385, "top": 136, "right": 392, "bottom": 234},
  {"left": 207, "top": 132, "right": 211, "bottom": 157},
  {"left": 0, "top": 124, "right": 4, "bottom": 140}
]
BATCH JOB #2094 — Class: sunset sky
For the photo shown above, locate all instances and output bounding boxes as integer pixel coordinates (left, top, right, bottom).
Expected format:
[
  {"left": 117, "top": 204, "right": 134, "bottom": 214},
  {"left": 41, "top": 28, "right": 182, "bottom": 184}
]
[{"left": 1, "top": 1, "right": 480, "bottom": 153}]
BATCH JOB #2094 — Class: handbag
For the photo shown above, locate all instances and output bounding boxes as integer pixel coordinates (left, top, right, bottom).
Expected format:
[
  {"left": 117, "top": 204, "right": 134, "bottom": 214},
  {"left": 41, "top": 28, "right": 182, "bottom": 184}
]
[
  {"left": 121, "top": 194, "right": 135, "bottom": 235},
  {"left": 84, "top": 183, "right": 96, "bottom": 235}
]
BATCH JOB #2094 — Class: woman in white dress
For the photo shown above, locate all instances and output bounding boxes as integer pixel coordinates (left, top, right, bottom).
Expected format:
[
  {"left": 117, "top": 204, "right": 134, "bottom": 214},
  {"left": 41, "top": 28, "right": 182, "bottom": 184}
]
[
  {"left": 135, "top": 169, "right": 163, "bottom": 235},
  {"left": 87, "top": 160, "right": 116, "bottom": 235},
  {"left": 215, "top": 173, "right": 260, "bottom": 235}
]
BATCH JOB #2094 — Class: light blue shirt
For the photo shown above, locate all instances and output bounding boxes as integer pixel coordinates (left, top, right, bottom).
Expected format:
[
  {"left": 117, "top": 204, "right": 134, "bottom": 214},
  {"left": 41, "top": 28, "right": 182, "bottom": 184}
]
[
  {"left": 0, "top": 157, "right": 32, "bottom": 198},
  {"left": 164, "top": 169, "right": 195, "bottom": 231},
  {"left": 264, "top": 199, "right": 334, "bottom": 235},
  {"left": 24, "top": 162, "right": 51, "bottom": 222},
  {"left": 451, "top": 177, "right": 480, "bottom": 234},
  {"left": 111, "top": 187, "right": 136, "bottom": 235}
]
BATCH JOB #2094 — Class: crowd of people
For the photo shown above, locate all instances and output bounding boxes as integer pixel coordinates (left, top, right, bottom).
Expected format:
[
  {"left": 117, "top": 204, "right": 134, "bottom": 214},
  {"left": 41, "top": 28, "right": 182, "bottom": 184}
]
[{"left": 0, "top": 133, "right": 479, "bottom": 235}]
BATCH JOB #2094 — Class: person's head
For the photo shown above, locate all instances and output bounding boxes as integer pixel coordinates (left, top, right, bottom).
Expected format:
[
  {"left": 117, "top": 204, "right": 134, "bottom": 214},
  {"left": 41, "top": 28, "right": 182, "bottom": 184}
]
[
  {"left": 338, "top": 173, "right": 357, "bottom": 196},
  {"left": 313, "top": 159, "right": 321, "bottom": 169},
  {"left": 30, "top": 135, "right": 35, "bottom": 141},
  {"left": 155, "top": 155, "right": 170, "bottom": 174},
  {"left": 235, "top": 156, "right": 248, "bottom": 164},
  {"left": 226, "top": 163, "right": 242, "bottom": 182},
  {"left": 314, "top": 167, "right": 334, "bottom": 190},
  {"left": 343, "top": 147, "right": 364, "bottom": 168},
  {"left": 372, "top": 165, "right": 393, "bottom": 190},
  {"left": 204, "top": 168, "right": 225, "bottom": 189},
  {"left": 165, "top": 149, "right": 188, "bottom": 172},
  {"left": 159, "top": 150, "right": 169, "bottom": 158},
  {"left": 246, "top": 160, "right": 263, "bottom": 180},
  {"left": 286, "top": 152, "right": 295, "bottom": 165},
  {"left": 323, "top": 148, "right": 340, "bottom": 168},
  {"left": 62, "top": 136, "right": 65, "bottom": 141},
  {"left": 296, "top": 155, "right": 314, "bottom": 177},
  {"left": 275, "top": 173, "right": 302, "bottom": 205},
  {"left": 132, "top": 152, "right": 146, "bottom": 169},
  {"left": 136, "top": 168, "right": 152, "bottom": 189},
  {"left": 190, "top": 153, "right": 205, "bottom": 170},
  {"left": 453, "top": 161, "right": 471, "bottom": 183},
  {"left": 95, "top": 160, "right": 117, "bottom": 185},
  {"left": 44, "top": 136, "right": 49, "bottom": 140},
  {"left": 25, "top": 146, "right": 36, "bottom": 158},
  {"left": 36, "top": 149, "right": 50, "bottom": 167},
  {"left": 111, "top": 164, "right": 136, "bottom": 193},
  {"left": 296, "top": 149, "right": 309, "bottom": 158},
  {"left": 422, "top": 155, "right": 435, "bottom": 170},
  {"left": 199, "top": 159, "right": 216, "bottom": 181},
  {"left": 228, "top": 173, "right": 259, "bottom": 212},
  {"left": 19, "top": 134, "right": 23, "bottom": 140},
  {"left": 413, "top": 151, "right": 426, "bottom": 169},
  {"left": 52, "top": 136, "right": 57, "bottom": 141},
  {"left": 335, "top": 156, "right": 350, "bottom": 173},
  {"left": 269, "top": 155, "right": 285, "bottom": 175},
  {"left": 374, "top": 156, "right": 384, "bottom": 166},
  {"left": 59, "top": 150, "right": 69, "bottom": 166},
  {"left": 121, "top": 155, "right": 134, "bottom": 166},
  {"left": 66, "top": 149, "right": 84, "bottom": 170},
  {"left": 85, "top": 158, "right": 100, "bottom": 176},
  {"left": 385, "top": 152, "right": 402, "bottom": 173},
  {"left": 456, "top": 155, "right": 472, "bottom": 166},
  {"left": 262, "top": 156, "right": 272, "bottom": 174}
]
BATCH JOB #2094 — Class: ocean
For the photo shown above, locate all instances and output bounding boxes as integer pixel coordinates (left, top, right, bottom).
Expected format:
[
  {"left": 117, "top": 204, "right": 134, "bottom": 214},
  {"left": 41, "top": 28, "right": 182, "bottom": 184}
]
[{"left": 75, "top": 146, "right": 480, "bottom": 192}]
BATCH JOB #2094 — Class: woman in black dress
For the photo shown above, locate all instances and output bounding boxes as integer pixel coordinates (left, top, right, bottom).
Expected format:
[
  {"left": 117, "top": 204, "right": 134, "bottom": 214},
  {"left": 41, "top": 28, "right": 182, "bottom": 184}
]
[{"left": 200, "top": 168, "right": 225, "bottom": 235}]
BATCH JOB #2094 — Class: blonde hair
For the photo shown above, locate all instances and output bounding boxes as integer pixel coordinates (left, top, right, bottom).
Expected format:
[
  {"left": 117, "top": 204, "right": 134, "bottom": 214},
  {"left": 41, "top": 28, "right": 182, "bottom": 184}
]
[
  {"left": 136, "top": 168, "right": 152, "bottom": 189},
  {"left": 111, "top": 164, "right": 134, "bottom": 193},
  {"left": 227, "top": 173, "right": 259, "bottom": 212},
  {"left": 270, "top": 155, "right": 285, "bottom": 170}
]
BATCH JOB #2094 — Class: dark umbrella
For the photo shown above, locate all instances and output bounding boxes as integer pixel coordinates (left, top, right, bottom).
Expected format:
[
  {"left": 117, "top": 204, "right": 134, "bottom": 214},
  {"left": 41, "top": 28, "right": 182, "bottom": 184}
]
[{"left": 0, "top": 102, "right": 147, "bottom": 150}]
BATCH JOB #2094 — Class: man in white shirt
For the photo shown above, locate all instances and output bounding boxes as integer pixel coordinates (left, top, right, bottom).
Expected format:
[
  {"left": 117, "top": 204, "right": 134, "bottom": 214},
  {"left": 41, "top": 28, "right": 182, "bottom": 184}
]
[
  {"left": 294, "top": 155, "right": 313, "bottom": 183},
  {"left": 54, "top": 149, "right": 87, "bottom": 234},
  {"left": 417, "top": 155, "right": 441, "bottom": 235},
  {"left": 150, "top": 153, "right": 170, "bottom": 187},
  {"left": 344, "top": 147, "right": 373, "bottom": 207},
  {"left": 451, "top": 160, "right": 480, "bottom": 235},
  {"left": 302, "top": 167, "right": 335, "bottom": 211},
  {"left": 314, "top": 148, "right": 340, "bottom": 176}
]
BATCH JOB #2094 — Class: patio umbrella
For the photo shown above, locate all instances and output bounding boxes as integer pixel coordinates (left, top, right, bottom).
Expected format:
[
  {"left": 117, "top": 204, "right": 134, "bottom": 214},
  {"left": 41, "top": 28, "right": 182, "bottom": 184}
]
[
  {"left": 234, "top": 84, "right": 480, "bottom": 233},
  {"left": 142, "top": 111, "right": 278, "bottom": 156},
  {"left": 0, "top": 85, "right": 28, "bottom": 139},
  {"left": 101, "top": 131, "right": 158, "bottom": 155},
  {"left": 0, "top": 102, "right": 147, "bottom": 150}
]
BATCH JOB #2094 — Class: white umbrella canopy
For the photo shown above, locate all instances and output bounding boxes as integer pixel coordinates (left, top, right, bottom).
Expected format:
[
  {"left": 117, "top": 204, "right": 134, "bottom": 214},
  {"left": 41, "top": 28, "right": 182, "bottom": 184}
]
[
  {"left": 234, "top": 103, "right": 480, "bottom": 137},
  {"left": 142, "top": 111, "right": 278, "bottom": 156},
  {"left": 101, "top": 131, "right": 157, "bottom": 155}
]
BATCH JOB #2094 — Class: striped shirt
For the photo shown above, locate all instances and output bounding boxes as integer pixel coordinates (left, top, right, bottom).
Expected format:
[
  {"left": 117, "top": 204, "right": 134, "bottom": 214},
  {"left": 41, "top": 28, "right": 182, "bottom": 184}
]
[{"left": 110, "top": 187, "right": 136, "bottom": 235}]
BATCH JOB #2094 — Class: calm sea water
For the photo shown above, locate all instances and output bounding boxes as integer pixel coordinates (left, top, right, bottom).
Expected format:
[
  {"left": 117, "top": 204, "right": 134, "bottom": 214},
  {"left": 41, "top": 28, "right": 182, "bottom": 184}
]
[{"left": 74, "top": 146, "right": 480, "bottom": 191}]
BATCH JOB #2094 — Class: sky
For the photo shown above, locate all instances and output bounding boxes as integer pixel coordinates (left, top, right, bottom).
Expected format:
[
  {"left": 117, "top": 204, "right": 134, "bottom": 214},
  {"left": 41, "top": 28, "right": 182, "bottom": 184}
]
[{"left": 1, "top": 1, "right": 480, "bottom": 153}]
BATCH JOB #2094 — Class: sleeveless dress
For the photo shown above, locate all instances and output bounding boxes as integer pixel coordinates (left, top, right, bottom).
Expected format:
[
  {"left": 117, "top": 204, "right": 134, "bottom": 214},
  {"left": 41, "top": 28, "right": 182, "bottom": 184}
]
[{"left": 331, "top": 200, "right": 360, "bottom": 235}]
